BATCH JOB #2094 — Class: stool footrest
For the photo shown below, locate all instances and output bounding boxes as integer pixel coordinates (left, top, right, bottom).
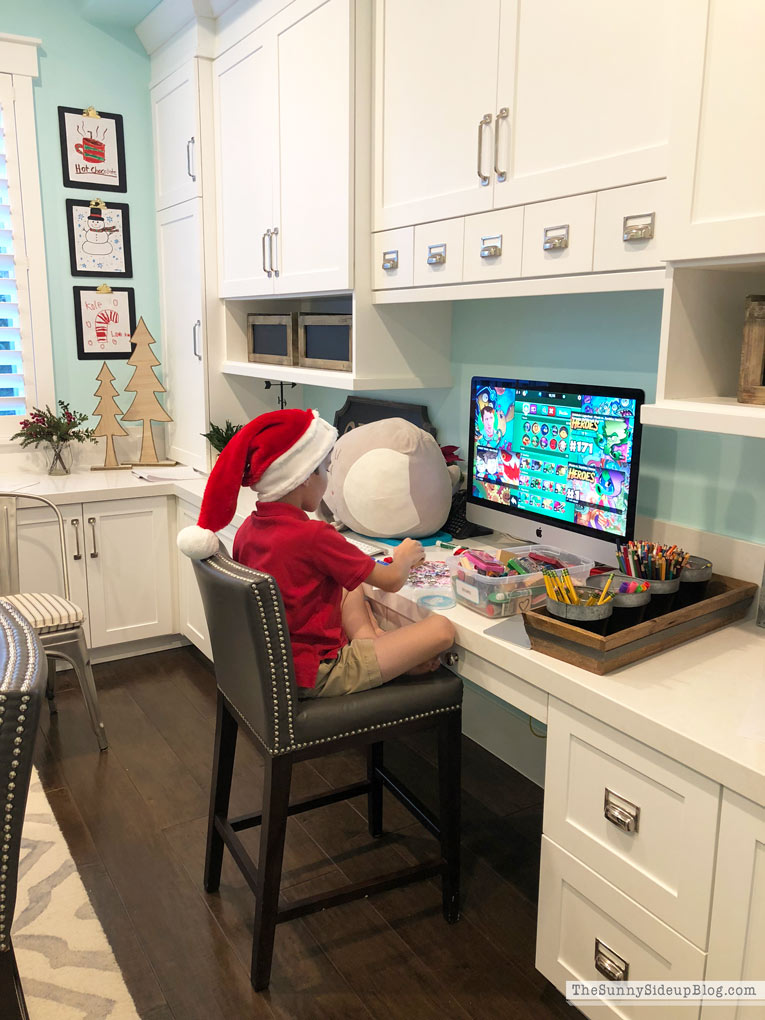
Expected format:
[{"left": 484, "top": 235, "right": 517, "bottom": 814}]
[
  {"left": 377, "top": 765, "right": 440, "bottom": 839},
  {"left": 229, "top": 779, "right": 372, "bottom": 832},
  {"left": 276, "top": 858, "right": 445, "bottom": 924}
]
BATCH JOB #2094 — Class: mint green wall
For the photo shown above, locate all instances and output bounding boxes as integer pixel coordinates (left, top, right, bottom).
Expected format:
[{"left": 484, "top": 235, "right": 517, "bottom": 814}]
[
  {"left": 4, "top": 0, "right": 159, "bottom": 418},
  {"left": 305, "top": 291, "right": 765, "bottom": 545}
]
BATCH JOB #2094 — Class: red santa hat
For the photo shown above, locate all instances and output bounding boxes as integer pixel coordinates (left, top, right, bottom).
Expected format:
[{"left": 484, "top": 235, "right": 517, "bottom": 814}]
[{"left": 177, "top": 408, "right": 337, "bottom": 559}]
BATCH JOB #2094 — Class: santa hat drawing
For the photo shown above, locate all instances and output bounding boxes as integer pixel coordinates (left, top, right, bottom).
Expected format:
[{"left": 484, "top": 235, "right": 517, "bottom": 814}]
[{"left": 177, "top": 408, "right": 337, "bottom": 559}]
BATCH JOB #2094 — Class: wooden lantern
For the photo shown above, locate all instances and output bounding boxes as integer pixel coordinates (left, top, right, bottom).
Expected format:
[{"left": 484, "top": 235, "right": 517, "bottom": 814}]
[{"left": 738, "top": 295, "right": 765, "bottom": 405}]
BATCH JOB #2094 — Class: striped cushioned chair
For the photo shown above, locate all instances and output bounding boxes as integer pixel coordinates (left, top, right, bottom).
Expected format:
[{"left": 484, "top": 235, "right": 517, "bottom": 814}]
[{"left": 0, "top": 493, "right": 107, "bottom": 751}]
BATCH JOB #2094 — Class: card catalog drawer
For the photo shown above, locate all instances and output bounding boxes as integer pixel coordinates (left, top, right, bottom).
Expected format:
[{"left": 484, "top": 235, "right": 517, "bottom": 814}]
[
  {"left": 413, "top": 218, "right": 465, "bottom": 287},
  {"left": 373, "top": 227, "right": 414, "bottom": 289},
  {"left": 537, "top": 837, "right": 706, "bottom": 1020},
  {"left": 544, "top": 699, "right": 719, "bottom": 948},
  {"left": 522, "top": 194, "right": 596, "bottom": 277},
  {"left": 594, "top": 181, "right": 666, "bottom": 272},
  {"left": 463, "top": 207, "right": 524, "bottom": 282}
]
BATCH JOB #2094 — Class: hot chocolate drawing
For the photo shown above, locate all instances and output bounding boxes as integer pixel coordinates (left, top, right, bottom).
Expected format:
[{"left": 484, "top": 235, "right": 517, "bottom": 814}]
[{"left": 58, "top": 107, "right": 126, "bottom": 192}]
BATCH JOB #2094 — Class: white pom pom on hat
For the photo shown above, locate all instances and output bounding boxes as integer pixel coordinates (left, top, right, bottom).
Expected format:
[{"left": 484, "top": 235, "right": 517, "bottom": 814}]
[{"left": 176, "top": 408, "right": 337, "bottom": 559}]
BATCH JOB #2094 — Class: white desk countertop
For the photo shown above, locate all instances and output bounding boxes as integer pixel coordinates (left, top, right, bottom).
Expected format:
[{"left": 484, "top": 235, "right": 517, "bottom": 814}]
[{"left": 3, "top": 467, "right": 764, "bottom": 806}]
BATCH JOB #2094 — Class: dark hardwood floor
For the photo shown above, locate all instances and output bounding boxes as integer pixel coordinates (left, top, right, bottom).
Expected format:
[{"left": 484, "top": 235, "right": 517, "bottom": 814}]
[{"left": 32, "top": 647, "right": 580, "bottom": 1020}]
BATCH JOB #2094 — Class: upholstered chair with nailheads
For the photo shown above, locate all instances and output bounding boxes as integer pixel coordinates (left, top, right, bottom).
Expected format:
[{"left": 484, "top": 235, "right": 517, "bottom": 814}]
[
  {"left": 0, "top": 599, "right": 46, "bottom": 1020},
  {"left": 193, "top": 549, "right": 463, "bottom": 992},
  {"left": 0, "top": 493, "right": 107, "bottom": 751}
]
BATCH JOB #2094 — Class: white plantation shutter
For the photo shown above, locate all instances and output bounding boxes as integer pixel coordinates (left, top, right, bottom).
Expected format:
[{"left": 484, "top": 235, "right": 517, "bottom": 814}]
[{"left": 0, "top": 83, "right": 28, "bottom": 420}]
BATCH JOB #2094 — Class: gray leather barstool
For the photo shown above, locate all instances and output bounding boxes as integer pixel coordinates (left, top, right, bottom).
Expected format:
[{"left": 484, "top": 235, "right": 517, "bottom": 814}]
[
  {"left": 193, "top": 551, "right": 463, "bottom": 991},
  {"left": 0, "top": 599, "right": 46, "bottom": 1020}
]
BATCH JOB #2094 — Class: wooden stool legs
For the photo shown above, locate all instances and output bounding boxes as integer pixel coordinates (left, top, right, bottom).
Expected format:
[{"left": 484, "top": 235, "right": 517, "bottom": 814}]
[{"left": 439, "top": 712, "right": 461, "bottom": 923}]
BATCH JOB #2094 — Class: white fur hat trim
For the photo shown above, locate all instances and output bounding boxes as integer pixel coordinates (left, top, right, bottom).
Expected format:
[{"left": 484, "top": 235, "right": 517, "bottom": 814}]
[
  {"left": 177, "top": 524, "right": 220, "bottom": 560},
  {"left": 255, "top": 411, "right": 337, "bottom": 502}
]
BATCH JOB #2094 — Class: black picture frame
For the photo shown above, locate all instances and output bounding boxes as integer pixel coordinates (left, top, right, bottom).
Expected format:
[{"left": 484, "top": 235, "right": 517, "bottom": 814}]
[
  {"left": 58, "top": 107, "right": 127, "bottom": 192},
  {"left": 66, "top": 199, "right": 132, "bottom": 277},
  {"left": 73, "top": 286, "right": 136, "bottom": 360}
]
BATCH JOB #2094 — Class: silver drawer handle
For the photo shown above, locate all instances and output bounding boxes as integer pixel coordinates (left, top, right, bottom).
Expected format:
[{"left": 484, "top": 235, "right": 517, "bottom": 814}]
[
  {"left": 480, "top": 233, "right": 503, "bottom": 259},
  {"left": 382, "top": 249, "right": 399, "bottom": 271},
  {"left": 494, "top": 107, "right": 508, "bottom": 182},
  {"left": 543, "top": 224, "right": 569, "bottom": 251},
  {"left": 262, "top": 229, "right": 272, "bottom": 278},
  {"left": 427, "top": 243, "right": 447, "bottom": 266},
  {"left": 186, "top": 137, "right": 196, "bottom": 181},
  {"left": 192, "top": 319, "right": 201, "bottom": 360},
  {"left": 476, "top": 112, "right": 492, "bottom": 186},
  {"left": 71, "top": 518, "right": 82, "bottom": 561},
  {"left": 271, "top": 226, "right": 279, "bottom": 279},
  {"left": 623, "top": 211, "right": 655, "bottom": 242},
  {"left": 88, "top": 517, "right": 98, "bottom": 559},
  {"left": 595, "top": 939, "right": 629, "bottom": 982},
  {"left": 604, "top": 788, "right": 640, "bottom": 833}
]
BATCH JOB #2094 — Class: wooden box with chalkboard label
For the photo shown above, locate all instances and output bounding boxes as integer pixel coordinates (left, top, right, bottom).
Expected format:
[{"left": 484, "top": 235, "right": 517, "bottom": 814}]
[
  {"left": 247, "top": 313, "right": 297, "bottom": 367},
  {"left": 297, "top": 313, "right": 352, "bottom": 372},
  {"left": 738, "top": 295, "right": 765, "bottom": 405}
]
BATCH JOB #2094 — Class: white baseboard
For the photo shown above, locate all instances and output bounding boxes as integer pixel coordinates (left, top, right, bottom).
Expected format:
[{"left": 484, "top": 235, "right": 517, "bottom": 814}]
[
  {"left": 55, "top": 633, "right": 188, "bottom": 671},
  {"left": 462, "top": 680, "right": 546, "bottom": 789}
]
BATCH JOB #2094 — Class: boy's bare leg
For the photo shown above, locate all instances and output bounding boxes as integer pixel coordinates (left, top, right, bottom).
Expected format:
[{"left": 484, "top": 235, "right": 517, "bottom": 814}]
[
  {"left": 341, "top": 586, "right": 378, "bottom": 640},
  {"left": 372, "top": 615, "right": 456, "bottom": 683}
]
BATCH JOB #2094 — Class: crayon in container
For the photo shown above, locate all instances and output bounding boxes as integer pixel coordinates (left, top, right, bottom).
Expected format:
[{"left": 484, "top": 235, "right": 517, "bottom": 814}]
[
  {"left": 676, "top": 555, "right": 713, "bottom": 608},
  {"left": 545, "top": 588, "right": 613, "bottom": 635}
]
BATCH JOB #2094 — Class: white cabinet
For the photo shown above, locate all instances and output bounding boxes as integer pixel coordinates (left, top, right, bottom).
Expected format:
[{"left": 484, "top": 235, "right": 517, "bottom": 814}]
[
  {"left": 17, "top": 496, "right": 175, "bottom": 650},
  {"left": 151, "top": 62, "right": 202, "bottom": 210},
  {"left": 157, "top": 199, "right": 208, "bottom": 470},
  {"left": 215, "top": 0, "right": 352, "bottom": 299},
  {"left": 666, "top": 0, "right": 765, "bottom": 261},
  {"left": 702, "top": 791, "right": 765, "bottom": 1020},
  {"left": 374, "top": 0, "right": 668, "bottom": 231},
  {"left": 176, "top": 500, "right": 212, "bottom": 660}
]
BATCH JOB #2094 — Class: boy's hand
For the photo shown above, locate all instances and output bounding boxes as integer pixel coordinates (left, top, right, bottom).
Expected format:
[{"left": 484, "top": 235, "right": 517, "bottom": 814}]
[{"left": 395, "top": 538, "right": 425, "bottom": 569}]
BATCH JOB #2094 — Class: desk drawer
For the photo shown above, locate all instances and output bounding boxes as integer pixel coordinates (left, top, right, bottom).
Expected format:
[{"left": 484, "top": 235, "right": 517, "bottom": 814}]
[
  {"left": 521, "top": 193, "right": 596, "bottom": 277},
  {"left": 544, "top": 699, "right": 719, "bottom": 948},
  {"left": 537, "top": 837, "right": 705, "bottom": 1020}
]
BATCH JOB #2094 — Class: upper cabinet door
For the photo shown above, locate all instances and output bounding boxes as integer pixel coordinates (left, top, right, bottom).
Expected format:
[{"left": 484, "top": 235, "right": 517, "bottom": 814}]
[
  {"left": 273, "top": 0, "right": 352, "bottom": 294},
  {"left": 152, "top": 62, "right": 202, "bottom": 211},
  {"left": 665, "top": 0, "right": 765, "bottom": 261},
  {"left": 373, "top": 0, "right": 506, "bottom": 231},
  {"left": 214, "top": 26, "right": 276, "bottom": 298},
  {"left": 495, "top": 0, "right": 669, "bottom": 209}
]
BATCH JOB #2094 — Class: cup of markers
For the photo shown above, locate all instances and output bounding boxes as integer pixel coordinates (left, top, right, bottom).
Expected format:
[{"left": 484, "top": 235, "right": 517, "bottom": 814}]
[
  {"left": 589, "top": 572, "right": 651, "bottom": 630},
  {"left": 544, "top": 568, "right": 614, "bottom": 634}
]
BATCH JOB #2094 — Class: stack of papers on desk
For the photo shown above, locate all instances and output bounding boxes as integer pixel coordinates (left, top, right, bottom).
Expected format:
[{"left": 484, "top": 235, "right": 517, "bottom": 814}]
[{"left": 131, "top": 465, "right": 205, "bottom": 482}]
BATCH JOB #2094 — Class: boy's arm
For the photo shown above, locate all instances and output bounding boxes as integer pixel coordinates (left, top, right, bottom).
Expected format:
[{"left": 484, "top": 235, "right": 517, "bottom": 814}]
[{"left": 366, "top": 538, "right": 425, "bottom": 592}]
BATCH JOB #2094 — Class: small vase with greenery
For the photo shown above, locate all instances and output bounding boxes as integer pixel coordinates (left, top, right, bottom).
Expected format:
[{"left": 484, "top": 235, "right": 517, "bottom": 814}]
[
  {"left": 11, "top": 401, "right": 96, "bottom": 475},
  {"left": 202, "top": 420, "right": 244, "bottom": 454}
]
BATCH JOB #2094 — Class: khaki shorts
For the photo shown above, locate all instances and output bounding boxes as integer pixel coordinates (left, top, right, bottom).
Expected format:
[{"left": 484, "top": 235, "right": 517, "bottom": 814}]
[{"left": 299, "top": 639, "right": 384, "bottom": 699}]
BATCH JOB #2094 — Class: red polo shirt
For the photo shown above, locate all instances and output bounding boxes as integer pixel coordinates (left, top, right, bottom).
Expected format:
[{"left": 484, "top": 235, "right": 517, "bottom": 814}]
[{"left": 232, "top": 502, "right": 375, "bottom": 689}]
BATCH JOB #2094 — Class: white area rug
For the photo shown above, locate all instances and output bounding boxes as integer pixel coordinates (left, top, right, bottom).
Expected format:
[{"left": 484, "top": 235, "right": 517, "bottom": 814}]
[{"left": 12, "top": 772, "right": 140, "bottom": 1019}]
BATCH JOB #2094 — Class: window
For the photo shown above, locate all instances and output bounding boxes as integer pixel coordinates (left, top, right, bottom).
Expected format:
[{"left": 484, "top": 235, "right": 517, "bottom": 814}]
[{"left": 0, "top": 39, "right": 54, "bottom": 440}]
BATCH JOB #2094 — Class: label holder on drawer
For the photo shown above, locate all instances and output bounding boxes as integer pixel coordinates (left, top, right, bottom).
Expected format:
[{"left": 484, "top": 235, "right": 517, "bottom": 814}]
[
  {"left": 604, "top": 787, "right": 640, "bottom": 833},
  {"left": 594, "top": 938, "right": 629, "bottom": 982}
]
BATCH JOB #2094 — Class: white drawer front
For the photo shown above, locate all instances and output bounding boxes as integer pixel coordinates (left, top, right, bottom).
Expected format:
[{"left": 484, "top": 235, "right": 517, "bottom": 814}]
[
  {"left": 413, "top": 218, "right": 465, "bottom": 287},
  {"left": 372, "top": 227, "right": 414, "bottom": 289},
  {"left": 594, "top": 181, "right": 666, "bottom": 272},
  {"left": 463, "top": 207, "right": 524, "bottom": 282},
  {"left": 544, "top": 699, "right": 719, "bottom": 948},
  {"left": 522, "top": 193, "right": 596, "bottom": 277},
  {"left": 537, "top": 837, "right": 705, "bottom": 1020}
]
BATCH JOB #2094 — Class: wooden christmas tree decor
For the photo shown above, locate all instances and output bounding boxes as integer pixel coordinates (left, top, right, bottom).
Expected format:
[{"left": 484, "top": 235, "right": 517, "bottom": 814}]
[
  {"left": 90, "top": 361, "right": 131, "bottom": 470},
  {"left": 120, "top": 317, "right": 175, "bottom": 466}
]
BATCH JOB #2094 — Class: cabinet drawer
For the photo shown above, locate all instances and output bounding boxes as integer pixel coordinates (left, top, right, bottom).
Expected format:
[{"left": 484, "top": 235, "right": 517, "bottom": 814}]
[
  {"left": 594, "top": 181, "right": 666, "bottom": 272},
  {"left": 372, "top": 227, "right": 414, "bottom": 289},
  {"left": 463, "top": 207, "right": 524, "bottom": 282},
  {"left": 522, "top": 194, "right": 596, "bottom": 277},
  {"left": 413, "top": 218, "right": 465, "bottom": 287},
  {"left": 544, "top": 700, "right": 719, "bottom": 948},
  {"left": 537, "top": 837, "right": 706, "bottom": 1020}
]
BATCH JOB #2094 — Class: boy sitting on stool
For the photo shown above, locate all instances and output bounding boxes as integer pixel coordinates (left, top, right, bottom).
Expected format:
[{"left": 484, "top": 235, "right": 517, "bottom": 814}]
[{"left": 177, "top": 409, "right": 456, "bottom": 698}]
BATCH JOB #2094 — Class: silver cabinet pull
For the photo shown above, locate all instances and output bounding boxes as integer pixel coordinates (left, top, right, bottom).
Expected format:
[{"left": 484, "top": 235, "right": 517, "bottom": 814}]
[
  {"left": 594, "top": 939, "right": 629, "bottom": 982},
  {"left": 192, "top": 319, "right": 202, "bottom": 360},
  {"left": 382, "top": 249, "right": 399, "bottom": 271},
  {"left": 262, "top": 229, "right": 272, "bottom": 278},
  {"left": 186, "top": 137, "right": 196, "bottom": 182},
  {"left": 426, "top": 243, "right": 447, "bottom": 266},
  {"left": 270, "top": 226, "right": 279, "bottom": 278},
  {"left": 494, "top": 107, "right": 508, "bottom": 182},
  {"left": 604, "top": 788, "right": 640, "bottom": 833},
  {"left": 623, "top": 211, "right": 655, "bottom": 242},
  {"left": 88, "top": 517, "right": 98, "bottom": 559},
  {"left": 71, "top": 518, "right": 82, "bottom": 561},
  {"left": 480, "top": 233, "right": 503, "bottom": 258},
  {"left": 476, "top": 112, "right": 492, "bottom": 186},
  {"left": 543, "top": 224, "right": 569, "bottom": 251}
]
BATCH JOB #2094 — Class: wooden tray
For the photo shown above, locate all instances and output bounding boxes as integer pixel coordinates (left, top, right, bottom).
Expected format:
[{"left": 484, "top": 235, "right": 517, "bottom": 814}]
[{"left": 522, "top": 574, "right": 757, "bottom": 675}]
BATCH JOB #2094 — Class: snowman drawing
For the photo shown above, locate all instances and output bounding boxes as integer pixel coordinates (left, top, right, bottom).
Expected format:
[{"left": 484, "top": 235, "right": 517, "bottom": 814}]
[{"left": 81, "top": 202, "right": 118, "bottom": 256}]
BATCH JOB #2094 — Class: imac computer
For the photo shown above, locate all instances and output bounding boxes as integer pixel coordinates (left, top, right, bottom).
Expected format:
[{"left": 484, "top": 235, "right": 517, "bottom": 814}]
[{"left": 466, "top": 376, "right": 644, "bottom": 564}]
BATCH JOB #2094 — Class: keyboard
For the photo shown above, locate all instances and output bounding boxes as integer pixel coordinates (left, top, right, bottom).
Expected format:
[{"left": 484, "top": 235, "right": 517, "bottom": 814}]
[{"left": 344, "top": 535, "right": 388, "bottom": 557}]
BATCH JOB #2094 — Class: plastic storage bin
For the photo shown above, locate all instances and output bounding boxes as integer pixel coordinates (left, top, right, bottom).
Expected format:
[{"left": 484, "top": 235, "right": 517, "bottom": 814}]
[{"left": 447, "top": 545, "right": 594, "bottom": 619}]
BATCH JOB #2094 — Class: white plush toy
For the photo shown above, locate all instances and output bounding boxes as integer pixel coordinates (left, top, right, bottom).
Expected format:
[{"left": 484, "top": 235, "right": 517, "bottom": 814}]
[{"left": 323, "top": 417, "right": 460, "bottom": 539}]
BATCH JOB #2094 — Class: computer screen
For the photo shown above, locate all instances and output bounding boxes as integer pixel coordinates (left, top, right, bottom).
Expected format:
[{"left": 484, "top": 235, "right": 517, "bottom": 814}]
[{"left": 467, "top": 377, "right": 644, "bottom": 551}]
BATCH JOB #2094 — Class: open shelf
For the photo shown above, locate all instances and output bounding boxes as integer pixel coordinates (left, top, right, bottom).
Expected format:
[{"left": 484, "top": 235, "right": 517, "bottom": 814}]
[
  {"left": 220, "top": 359, "right": 438, "bottom": 391},
  {"left": 641, "top": 397, "right": 765, "bottom": 438}
]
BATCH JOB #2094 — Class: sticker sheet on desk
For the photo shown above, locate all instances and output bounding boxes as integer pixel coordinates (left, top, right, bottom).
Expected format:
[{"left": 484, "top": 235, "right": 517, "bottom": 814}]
[{"left": 406, "top": 561, "right": 452, "bottom": 589}]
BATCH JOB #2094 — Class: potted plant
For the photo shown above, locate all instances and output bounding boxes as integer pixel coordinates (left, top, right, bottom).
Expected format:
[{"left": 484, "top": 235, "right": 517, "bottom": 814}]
[
  {"left": 202, "top": 420, "right": 244, "bottom": 454},
  {"left": 11, "top": 401, "right": 96, "bottom": 474}
]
